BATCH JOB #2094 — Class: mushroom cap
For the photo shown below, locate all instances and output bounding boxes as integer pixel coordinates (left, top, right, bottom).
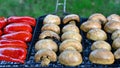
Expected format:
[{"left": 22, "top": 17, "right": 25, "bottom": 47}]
[
  {"left": 59, "top": 50, "right": 82, "bottom": 66},
  {"left": 114, "top": 48, "right": 120, "bottom": 59},
  {"left": 89, "top": 13, "right": 107, "bottom": 25},
  {"left": 112, "top": 37, "right": 120, "bottom": 50},
  {"left": 107, "top": 14, "right": 120, "bottom": 22},
  {"left": 111, "top": 29, "right": 120, "bottom": 40},
  {"left": 39, "top": 31, "right": 60, "bottom": 40},
  {"left": 89, "top": 49, "right": 114, "bottom": 65},
  {"left": 35, "top": 39, "right": 58, "bottom": 52},
  {"left": 35, "top": 49, "right": 57, "bottom": 62},
  {"left": 87, "top": 29, "right": 107, "bottom": 41},
  {"left": 59, "top": 39, "right": 82, "bottom": 52},
  {"left": 62, "top": 24, "right": 79, "bottom": 33},
  {"left": 80, "top": 20, "right": 102, "bottom": 32},
  {"left": 43, "top": 14, "right": 61, "bottom": 25},
  {"left": 61, "top": 31, "right": 82, "bottom": 42},
  {"left": 41, "top": 23, "right": 60, "bottom": 34},
  {"left": 91, "top": 41, "right": 111, "bottom": 51},
  {"left": 63, "top": 14, "right": 80, "bottom": 24},
  {"left": 104, "top": 21, "right": 120, "bottom": 33}
]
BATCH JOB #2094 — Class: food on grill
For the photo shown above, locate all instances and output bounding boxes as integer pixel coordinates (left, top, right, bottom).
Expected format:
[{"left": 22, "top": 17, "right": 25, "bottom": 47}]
[
  {"left": 89, "top": 49, "right": 114, "bottom": 65},
  {"left": 89, "top": 13, "right": 107, "bottom": 25},
  {"left": 43, "top": 14, "right": 61, "bottom": 25},
  {"left": 114, "top": 48, "right": 120, "bottom": 59},
  {"left": 0, "top": 47, "right": 27, "bottom": 63},
  {"left": 107, "top": 14, "right": 120, "bottom": 22},
  {"left": 87, "top": 29, "right": 107, "bottom": 41},
  {"left": 80, "top": 20, "right": 101, "bottom": 32},
  {"left": 0, "top": 17, "right": 7, "bottom": 29},
  {"left": 104, "top": 21, "right": 120, "bottom": 33},
  {"left": 3, "top": 23, "right": 32, "bottom": 34},
  {"left": 61, "top": 31, "right": 82, "bottom": 42},
  {"left": 63, "top": 14, "right": 80, "bottom": 24},
  {"left": 111, "top": 30, "right": 120, "bottom": 40},
  {"left": 0, "top": 30, "right": 2, "bottom": 36},
  {"left": 41, "top": 23, "right": 60, "bottom": 34},
  {"left": 34, "top": 49, "right": 57, "bottom": 66},
  {"left": 39, "top": 31, "right": 60, "bottom": 40},
  {"left": 7, "top": 16, "right": 36, "bottom": 27},
  {"left": 112, "top": 37, "right": 120, "bottom": 50},
  {"left": 91, "top": 41, "right": 111, "bottom": 51},
  {"left": 59, "top": 39, "right": 82, "bottom": 52},
  {"left": 62, "top": 23, "right": 79, "bottom": 33},
  {"left": 59, "top": 50, "right": 82, "bottom": 66},
  {"left": 35, "top": 39, "right": 58, "bottom": 52}
]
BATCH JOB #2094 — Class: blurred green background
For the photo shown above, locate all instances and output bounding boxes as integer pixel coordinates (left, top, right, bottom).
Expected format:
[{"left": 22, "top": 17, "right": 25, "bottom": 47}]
[{"left": 0, "top": 0, "right": 120, "bottom": 18}]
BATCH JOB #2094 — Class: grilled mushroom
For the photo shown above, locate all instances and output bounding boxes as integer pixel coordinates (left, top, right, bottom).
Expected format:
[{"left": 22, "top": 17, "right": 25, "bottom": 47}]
[
  {"left": 111, "top": 30, "right": 120, "bottom": 40},
  {"left": 112, "top": 37, "right": 120, "bottom": 50},
  {"left": 89, "top": 13, "right": 107, "bottom": 25},
  {"left": 107, "top": 14, "right": 120, "bottom": 22},
  {"left": 91, "top": 41, "right": 111, "bottom": 51},
  {"left": 39, "top": 31, "right": 60, "bottom": 40},
  {"left": 41, "top": 23, "right": 60, "bottom": 34},
  {"left": 80, "top": 20, "right": 101, "bottom": 32},
  {"left": 104, "top": 20, "right": 120, "bottom": 33},
  {"left": 35, "top": 39, "right": 58, "bottom": 52},
  {"left": 59, "top": 50, "right": 82, "bottom": 66},
  {"left": 89, "top": 49, "right": 114, "bottom": 65},
  {"left": 87, "top": 29, "right": 107, "bottom": 41},
  {"left": 35, "top": 49, "right": 57, "bottom": 66},
  {"left": 61, "top": 31, "right": 82, "bottom": 42},
  {"left": 63, "top": 14, "right": 80, "bottom": 24},
  {"left": 114, "top": 48, "right": 120, "bottom": 59},
  {"left": 59, "top": 39, "right": 82, "bottom": 52},
  {"left": 43, "top": 14, "right": 61, "bottom": 25}
]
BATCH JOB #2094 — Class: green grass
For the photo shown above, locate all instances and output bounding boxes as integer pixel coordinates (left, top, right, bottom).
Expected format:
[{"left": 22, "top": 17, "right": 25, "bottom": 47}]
[{"left": 0, "top": 0, "right": 120, "bottom": 18}]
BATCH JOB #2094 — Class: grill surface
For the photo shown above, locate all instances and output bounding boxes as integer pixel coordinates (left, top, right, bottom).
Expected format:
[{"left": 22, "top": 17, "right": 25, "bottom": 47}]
[{"left": 0, "top": 15, "right": 120, "bottom": 68}]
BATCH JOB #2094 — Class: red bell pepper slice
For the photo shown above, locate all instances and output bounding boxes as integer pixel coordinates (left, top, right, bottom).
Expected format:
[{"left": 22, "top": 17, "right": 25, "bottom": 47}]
[{"left": 0, "top": 17, "right": 7, "bottom": 29}]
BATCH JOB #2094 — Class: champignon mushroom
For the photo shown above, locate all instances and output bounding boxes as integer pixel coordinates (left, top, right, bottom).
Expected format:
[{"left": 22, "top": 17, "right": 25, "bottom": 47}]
[
  {"left": 59, "top": 50, "right": 82, "bottom": 66},
  {"left": 104, "top": 20, "right": 120, "bottom": 33},
  {"left": 39, "top": 31, "right": 60, "bottom": 40},
  {"left": 112, "top": 37, "right": 120, "bottom": 50},
  {"left": 107, "top": 14, "right": 120, "bottom": 22},
  {"left": 59, "top": 39, "right": 82, "bottom": 52},
  {"left": 41, "top": 23, "right": 60, "bottom": 34},
  {"left": 91, "top": 41, "right": 111, "bottom": 51},
  {"left": 35, "top": 39, "right": 58, "bottom": 52},
  {"left": 89, "top": 49, "right": 114, "bottom": 65},
  {"left": 62, "top": 23, "right": 79, "bottom": 33},
  {"left": 111, "top": 29, "right": 120, "bottom": 40},
  {"left": 43, "top": 14, "right": 61, "bottom": 25},
  {"left": 61, "top": 31, "right": 82, "bottom": 42},
  {"left": 89, "top": 13, "right": 107, "bottom": 25},
  {"left": 87, "top": 28, "right": 107, "bottom": 41},
  {"left": 63, "top": 14, "right": 80, "bottom": 24},
  {"left": 80, "top": 20, "right": 101, "bottom": 32},
  {"left": 114, "top": 48, "right": 120, "bottom": 59},
  {"left": 35, "top": 49, "right": 57, "bottom": 66}
]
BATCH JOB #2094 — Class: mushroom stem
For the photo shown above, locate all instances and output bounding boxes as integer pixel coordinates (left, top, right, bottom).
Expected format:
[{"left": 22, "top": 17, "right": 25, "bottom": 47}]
[
  {"left": 69, "top": 21, "right": 76, "bottom": 25},
  {"left": 65, "top": 47, "right": 76, "bottom": 51},
  {"left": 41, "top": 56, "right": 50, "bottom": 66}
]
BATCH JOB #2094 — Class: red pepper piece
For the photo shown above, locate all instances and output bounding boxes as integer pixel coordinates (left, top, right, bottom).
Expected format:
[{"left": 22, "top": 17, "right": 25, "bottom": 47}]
[
  {"left": 0, "top": 30, "right": 2, "bottom": 36},
  {"left": 8, "top": 16, "right": 36, "bottom": 27},
  {"left": 4, "top": 23, "right": 32, "bottom": 34},
  {"left": 0, "top": 31, "right": 32, "bottom": 42},
  {"left": 0, "top": 39, "right": 27, "bottom": 48},
  {"left": 0, "top": 17, "right": 7, "bottom": 29},
  {"left": 0, "top": 47, "right": 27, "bottom": 63}
]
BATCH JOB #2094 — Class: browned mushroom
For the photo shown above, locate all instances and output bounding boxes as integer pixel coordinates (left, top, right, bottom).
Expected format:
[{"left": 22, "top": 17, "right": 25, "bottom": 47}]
[
  {"left": 41, "top": 23, "right": 60, "bottom": 34},
  {"left": 114, "top": 48, "right": 120, "bottom": 59},
  {"left": 107, "top": 14, "right": 120, "bottom": 22},
  {"left": 89, "top": 13, "right": 107, "bottom": 25},
  {"left": 43, "top": 14, "right": 61, "bottom": 25},
  {"left": 59, "top": 39, "right": 82, "bottom": 52},
  {"left": 87, "top": 28, "right": 107, "bottom": 41},
  {"left": 35, "top": 49, "right": 57, "bottom": 66},
  {"left": 63, "top": 14, "right": 80, "bottom": 24},
  {"left": 39, "top": 31, "right": 60, "bottom": 40},
  {"left": 80, "top": 20, "right": 101, "bottom": 32},
  {"left": 35, "top": 39, "right": 58, "bottom": 52},
  {"left": 59, "top": 50, "right": 82, "bottom": 66},
  {"left": 111, "top": 29, "right": 120, "bottom": 40},
  {"left": 112, "top": 37, "right": 120, "bottom": 50},
  {"left": 61, "top": 31, "right": 82, "bottom": 42},
  {"left": 91, "top": 41, "right": 111, "bottom": 51},
  {"left": 89, "top": 49, "right": 114, "bottom": 65},
  {"left": 104, "top": 20, "right": 120, "bottom": 33}
]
